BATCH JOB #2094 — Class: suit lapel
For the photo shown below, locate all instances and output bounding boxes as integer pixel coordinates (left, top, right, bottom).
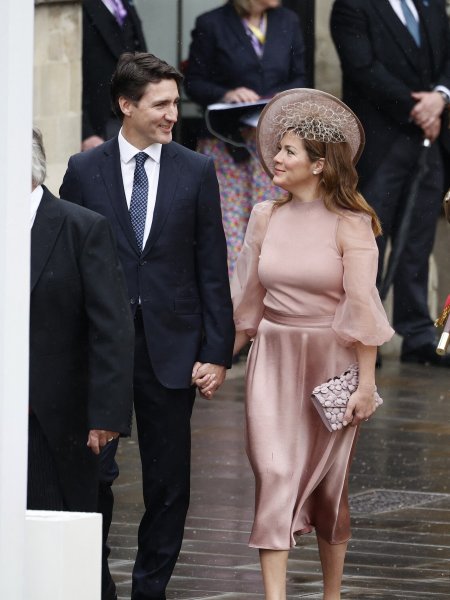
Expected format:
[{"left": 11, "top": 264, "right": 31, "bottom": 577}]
[
  {"left": 373, "top": 0, "right": 421, "bottom": 72},
  {"left": 83, "top": 0, "right": 127, "bottom": 59},
  {"left": 223, "top": 2, "right": 260, "bottom": 62},
  {"left": 100, "top": 138, "right": 141, "bottom": 255},
  {"left": 31, "top": 188, "right": 65, "bottom": 293},
  {"left": 413, "top": 0, "right": 439, "bottom": 75},
  {"left": 141, "top": 143, "right": 179, "bottom": 258},
  {"left": 261, "top": 9, "right": 280, "bottom": 65}
]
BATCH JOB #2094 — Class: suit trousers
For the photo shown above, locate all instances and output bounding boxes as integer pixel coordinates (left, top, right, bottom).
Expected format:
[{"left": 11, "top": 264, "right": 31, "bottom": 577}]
[
  {"left": 27, "top": 413, "right": 66, "bottom": 510},
  {"left": 131, "top": 308, "right": 196, "bottom": 599},
  {"left": 360, "top": 134, "right": 444, "bottom": 352}
]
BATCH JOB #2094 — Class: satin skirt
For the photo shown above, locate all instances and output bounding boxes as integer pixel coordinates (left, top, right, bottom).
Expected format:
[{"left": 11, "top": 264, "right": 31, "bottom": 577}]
[{"left": 245, "top": 309, "right": 359, "bottom": 549}]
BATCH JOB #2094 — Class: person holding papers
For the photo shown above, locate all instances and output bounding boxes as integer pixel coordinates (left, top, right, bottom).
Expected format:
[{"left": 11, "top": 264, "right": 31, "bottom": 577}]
[{"left": 185, "top": 0, "right": 306, "bottom": 274}]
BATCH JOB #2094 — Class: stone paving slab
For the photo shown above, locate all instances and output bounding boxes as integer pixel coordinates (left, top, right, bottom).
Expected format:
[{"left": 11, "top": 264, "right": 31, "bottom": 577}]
[{"left": 112, "top": 357, "right": 450, "bottom": 599}]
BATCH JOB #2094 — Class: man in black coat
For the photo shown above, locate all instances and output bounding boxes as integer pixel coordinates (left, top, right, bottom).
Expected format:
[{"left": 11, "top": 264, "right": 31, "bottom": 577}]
[
  {"left": 331, "top": 0, "right": 450, "bottom": 366},
  {"left": 60, "top": 53, "right": 235, "bottom": 600},
  {"left": 28, "top": 126, "right": 134, "bottom": 513},
  {"left": 82, "top": 0, "right": 147, "bottom": 150}
]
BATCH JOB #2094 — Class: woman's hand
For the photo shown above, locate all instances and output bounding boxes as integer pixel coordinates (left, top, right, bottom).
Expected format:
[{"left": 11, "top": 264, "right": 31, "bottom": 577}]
[
  {"left": 344, "top": 342, "right": 378, "bottom": 427},
  {"left": 223, "top": 87, "right": 261, "bottom": 103},
  {"left": 343, "top": 384, "right": 378, "bottom": 427}
]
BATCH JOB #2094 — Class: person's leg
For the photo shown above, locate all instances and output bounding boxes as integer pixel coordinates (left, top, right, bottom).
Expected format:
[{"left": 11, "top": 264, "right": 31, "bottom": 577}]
[
  {"left": 259, "top": 549, "right": 289, "bottom": 600},
  {"left": 393, "top": 143, "right": 444, "bottom": 351},
  {"left": 131, "top": 309, "right": 195, "bottom": 600},
  {"left": 316, "top": 536, "right": 348, "bottom": 600},
  {"left": 98, "top": 438, "right": 120, "bottom": 600},
  {"left": 27, "top": 414, "right": 66, "bottom": 510}
]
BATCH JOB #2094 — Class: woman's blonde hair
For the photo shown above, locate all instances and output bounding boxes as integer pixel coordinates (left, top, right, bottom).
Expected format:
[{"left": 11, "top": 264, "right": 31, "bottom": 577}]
[{"left": 274, "top": 137, "right": 382, "bottom": 236}]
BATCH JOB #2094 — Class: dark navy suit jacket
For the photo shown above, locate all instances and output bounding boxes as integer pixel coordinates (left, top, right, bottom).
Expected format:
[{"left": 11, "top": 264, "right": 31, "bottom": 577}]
[
  {"left": 60, "top": 138, "right": 235, "bottom": 389},
  {"left": 184, "top": 1, "right": 306, "bottom": 107},
  {"left": 331, "top": 0, "right": 450, "bottom": 181}
]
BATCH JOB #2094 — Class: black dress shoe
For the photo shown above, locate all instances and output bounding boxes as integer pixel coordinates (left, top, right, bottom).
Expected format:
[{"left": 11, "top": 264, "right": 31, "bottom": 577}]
[{"left": 401, "top": 342, "right": 450, "bottom": 367}]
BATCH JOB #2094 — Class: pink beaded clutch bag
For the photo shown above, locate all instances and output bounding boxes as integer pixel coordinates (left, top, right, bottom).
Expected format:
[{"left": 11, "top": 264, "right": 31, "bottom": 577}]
[{"left": 311, "top": 363, "right": 383, "bottom": 432}]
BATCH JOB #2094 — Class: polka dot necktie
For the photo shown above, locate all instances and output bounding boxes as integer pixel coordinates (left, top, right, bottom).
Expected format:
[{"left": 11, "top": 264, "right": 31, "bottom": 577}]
[{"left": 129, "top": 152, "right": 149, "bottom": 251}]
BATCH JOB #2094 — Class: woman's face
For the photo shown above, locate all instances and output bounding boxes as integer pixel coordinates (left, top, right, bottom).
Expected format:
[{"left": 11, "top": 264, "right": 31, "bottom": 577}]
[{"left": 272, "top": 132, "right": 323, "bottom": 196}]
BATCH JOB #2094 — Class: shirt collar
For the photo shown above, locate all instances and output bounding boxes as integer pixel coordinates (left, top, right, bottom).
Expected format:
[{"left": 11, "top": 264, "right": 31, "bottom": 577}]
[
  {"left": 30, "top": 184, "right": 44, "bottom": 226},
  {"left": 118, "top": 129, "right": 162, "bottom": 165}
]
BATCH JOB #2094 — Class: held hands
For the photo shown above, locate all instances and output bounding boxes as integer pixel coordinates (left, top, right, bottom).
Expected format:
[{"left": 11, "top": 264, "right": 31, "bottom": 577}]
[
  {"left": 410, "top": 91, "right": 445, "bottom": 142},
  {"left": 87, "top": 429, "right": 119, "bottom": 455},
  {"left": 192, "top": 361, "right": 226, "bottom": 399},
  {"left": 342, "top": 384, "right": 378, "bottom": 428}
]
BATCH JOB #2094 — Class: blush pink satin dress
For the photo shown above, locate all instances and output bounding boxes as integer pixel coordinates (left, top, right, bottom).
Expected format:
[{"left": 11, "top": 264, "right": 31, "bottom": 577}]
[{"left": 231, "top": 198, "right": 394, "bottom": 550}]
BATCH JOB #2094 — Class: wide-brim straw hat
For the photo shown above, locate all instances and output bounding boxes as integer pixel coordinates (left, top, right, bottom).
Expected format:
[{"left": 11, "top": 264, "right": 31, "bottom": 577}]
[{"left": 256, "top": 88, "right": 365, "bottom": 178}]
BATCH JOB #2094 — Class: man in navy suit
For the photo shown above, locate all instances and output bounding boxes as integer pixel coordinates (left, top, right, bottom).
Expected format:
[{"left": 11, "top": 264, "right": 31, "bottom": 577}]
[
  {"left": 331, "top": 0, "right": 450, "bottom": 366},
  {"left": 60, "top": 52, "right": 234, "bottom": 600}
]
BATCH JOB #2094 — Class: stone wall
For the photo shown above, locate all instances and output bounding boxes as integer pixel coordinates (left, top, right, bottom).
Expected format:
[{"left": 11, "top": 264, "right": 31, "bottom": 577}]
[
  {"left": 34, "top": 0, "right": 82, "bottom": 192},
  {"left": 315, "top": 0, "right": 341, "bottom": 96}
]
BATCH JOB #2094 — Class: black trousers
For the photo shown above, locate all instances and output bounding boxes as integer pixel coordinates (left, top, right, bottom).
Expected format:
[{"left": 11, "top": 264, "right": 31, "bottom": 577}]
[
  {"left": 360, "top": 134, "right": 444, "bottom": 352},
  {"left": 100, "top": 309, "right": 196, "bottom": 600},
  {"left": 27, "top": 413, "right": 65, "bottom": 510}
]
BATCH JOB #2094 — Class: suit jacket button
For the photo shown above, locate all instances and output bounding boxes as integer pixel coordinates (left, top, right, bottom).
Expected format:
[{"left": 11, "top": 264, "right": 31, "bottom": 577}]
[
  {"left": 139, "top": 260, "right": 147, "bottom": 266},
  {"left": 130, "top": 298, "right": 136, "bottom": 305}
]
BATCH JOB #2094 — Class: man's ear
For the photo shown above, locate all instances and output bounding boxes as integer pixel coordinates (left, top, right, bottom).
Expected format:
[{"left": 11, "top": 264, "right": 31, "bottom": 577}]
[{"left": 118, "top": 96, "right": 133, "bottom": 118}]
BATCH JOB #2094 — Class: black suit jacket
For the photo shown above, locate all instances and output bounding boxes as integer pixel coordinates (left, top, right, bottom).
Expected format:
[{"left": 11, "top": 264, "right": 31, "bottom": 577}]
[
  {"left": 330, "top": 0, "right": 450, "bottom": 181},
  {"left": 184, "top": 1, "right": 306, "bottom": 107},
  {"left": 82, "top": 0, "right": 147, "bottom": 140},
  {"left": 59, "top": 139, "right": 235, "bottom": 389},
  {"left": 30, "top": 187, "right": 134, "bottom": 511}
]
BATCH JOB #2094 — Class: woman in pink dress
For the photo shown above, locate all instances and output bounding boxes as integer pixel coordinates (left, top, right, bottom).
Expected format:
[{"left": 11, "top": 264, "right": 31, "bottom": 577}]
[{"left": 231, "top": 89, "right": 394, "bottom": 599}]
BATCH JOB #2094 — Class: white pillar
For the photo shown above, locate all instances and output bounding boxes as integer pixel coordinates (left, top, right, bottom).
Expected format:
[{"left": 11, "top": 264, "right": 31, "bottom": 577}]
[{"left": 0, "top": 1, "right": 34, "bottom": 599}]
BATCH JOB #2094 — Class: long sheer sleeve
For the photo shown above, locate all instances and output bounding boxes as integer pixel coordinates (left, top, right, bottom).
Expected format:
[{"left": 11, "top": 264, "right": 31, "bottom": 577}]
[
  {"left": 333, "top": 212, "right": 394, "bottom": 346},
  {"left": 231, "top": 201, "right": 272, "bottom": 337}
]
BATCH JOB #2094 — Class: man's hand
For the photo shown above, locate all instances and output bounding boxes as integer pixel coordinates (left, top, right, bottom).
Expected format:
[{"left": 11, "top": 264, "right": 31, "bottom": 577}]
[
  {"left": 222, "top": 87, "right": 260, "bottom": 104},
  {"left": 421, "top": 118, "right": 441, "bottom": 143},
  {"left": 192, "top": 361, "right": 226, "bottom": 399},
  {"left": 87, "top": 430, "right": 119, "bottom": 455},
  {"left": 410, "top": 91, "right": 445, "bottom": 132},
  {"left": 82, "top": 135, "right": 105, "bottom": 151}
]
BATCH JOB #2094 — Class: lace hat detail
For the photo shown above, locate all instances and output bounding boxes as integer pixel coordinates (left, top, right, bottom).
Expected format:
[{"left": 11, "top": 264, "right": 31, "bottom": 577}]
[{"left": 256, "top": 88, "right": 365, "bottom": 178}]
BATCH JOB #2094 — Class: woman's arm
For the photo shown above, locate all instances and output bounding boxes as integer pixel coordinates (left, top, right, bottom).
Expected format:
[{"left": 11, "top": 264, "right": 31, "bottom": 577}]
[
  {"left": 234, "top": 330, "right": 251, "bottom": 356},
  {"left": 343, "top": 342, "right": 378, "bottom": 427}
]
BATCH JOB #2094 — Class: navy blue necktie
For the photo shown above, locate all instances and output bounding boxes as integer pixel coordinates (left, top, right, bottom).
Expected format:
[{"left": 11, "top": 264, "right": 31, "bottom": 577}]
[
  {"left": 400, "top": 0, "right": 421, "bottom": 46},
  {"left": 129, "top": 152, "right": 148, "bottom": 251}
]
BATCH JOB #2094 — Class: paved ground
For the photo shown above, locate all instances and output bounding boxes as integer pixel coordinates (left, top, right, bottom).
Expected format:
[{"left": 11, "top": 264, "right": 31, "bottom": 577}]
[{"left": 109, "top": 355, "right": 450, "bottom": 600}]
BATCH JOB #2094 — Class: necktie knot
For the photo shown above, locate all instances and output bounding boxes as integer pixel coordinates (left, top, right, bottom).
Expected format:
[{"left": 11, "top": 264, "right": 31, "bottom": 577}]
[{"left": 135, "top": 152, "right": 148, "bottom": 168}]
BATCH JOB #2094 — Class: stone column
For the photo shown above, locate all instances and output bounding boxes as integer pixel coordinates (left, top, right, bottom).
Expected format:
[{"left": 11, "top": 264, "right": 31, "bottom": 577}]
[
  {"left": 0, "top": 2, "right": 34, "bottom": 599},
  {"left": 34, "top": 0, "right": 82, "bottom": 192}
]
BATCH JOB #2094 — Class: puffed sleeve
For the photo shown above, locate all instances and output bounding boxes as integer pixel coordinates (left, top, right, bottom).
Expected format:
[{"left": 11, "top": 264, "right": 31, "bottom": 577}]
[
  {"left": 333, "top": 212, "right": 394, "bottom": 346},
  {"left": 231, "top": 201, "right": 272, "bottom": 337}
]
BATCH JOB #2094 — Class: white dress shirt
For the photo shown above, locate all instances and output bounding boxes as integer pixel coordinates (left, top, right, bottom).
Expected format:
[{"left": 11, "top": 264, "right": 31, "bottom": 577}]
[
  {"left": 30, "top": 184, "right": 43, "bottom": 229},
  {"left": 118, "top": 129, "right": 162, "bottom": 247}
]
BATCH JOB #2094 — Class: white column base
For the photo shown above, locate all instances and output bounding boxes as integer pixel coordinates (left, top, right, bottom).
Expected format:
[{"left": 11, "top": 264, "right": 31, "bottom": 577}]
[{"left": 25, "top": 510, "right": 102, "bottom": 600}]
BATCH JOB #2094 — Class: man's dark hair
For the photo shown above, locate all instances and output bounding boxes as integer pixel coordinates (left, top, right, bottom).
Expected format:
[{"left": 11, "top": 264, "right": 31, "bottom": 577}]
[{"left": 111, "top": 52, "right": 183, "bottom": 119}]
